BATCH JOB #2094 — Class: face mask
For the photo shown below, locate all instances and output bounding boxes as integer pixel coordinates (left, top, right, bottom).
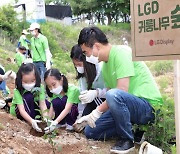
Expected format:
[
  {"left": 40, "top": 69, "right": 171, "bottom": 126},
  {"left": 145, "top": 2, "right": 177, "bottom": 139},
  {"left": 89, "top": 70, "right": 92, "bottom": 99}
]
[
  {"left": 76, "top": 66, "right": 84, "bottom": 74},
  {"left": 22, "top": 83, "right": 35, "bottom": 91},
  {"left": 31, "top": 31, "right": 36, "bottom": 36},
  {"left": 86, "top": 55, "right": 99, "bottom": 65},
  {"left": 50, "top": 85, "right": 63, "bottom": 95},
  {"left": 85, "top": 46, "right": 99, "bottom": 65}
]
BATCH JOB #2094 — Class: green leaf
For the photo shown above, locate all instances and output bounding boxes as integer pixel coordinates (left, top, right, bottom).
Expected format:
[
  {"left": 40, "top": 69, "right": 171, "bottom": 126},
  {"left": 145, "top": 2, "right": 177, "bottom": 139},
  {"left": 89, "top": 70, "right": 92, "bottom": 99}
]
[
  {"left": 43, "top": 109, "right": 49, "bottom": 114},
  {"left": 35, "top": 115, "right": 41, "bottom": 119}
]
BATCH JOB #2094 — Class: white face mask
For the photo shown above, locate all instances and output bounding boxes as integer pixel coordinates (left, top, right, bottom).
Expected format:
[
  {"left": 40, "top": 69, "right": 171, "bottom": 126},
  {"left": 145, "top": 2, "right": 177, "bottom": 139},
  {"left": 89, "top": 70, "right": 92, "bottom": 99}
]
[
  {"left": 50, "top": 85, "right": 63, "bottom": 95},
  {"left": 76, "top": 66, "right": 84, "bottom": 74},
  {"left": 31, "top": 31, "right": 36, "bottom": 36},
  {"left": 85, "top": 46, "right": 99, "bottom": 65},
  {"left": 22, "top": 83, "right": 35, "bottom": 91},
  {"left": 86, "top": 55, "right": 99, "bottom": 65}
]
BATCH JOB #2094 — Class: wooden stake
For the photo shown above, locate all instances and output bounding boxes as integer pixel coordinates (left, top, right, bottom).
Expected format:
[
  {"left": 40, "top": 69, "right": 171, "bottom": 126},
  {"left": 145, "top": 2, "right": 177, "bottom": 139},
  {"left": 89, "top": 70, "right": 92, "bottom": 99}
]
[{"left": 174, "top": 60, "right": 180, "bottom": 154}]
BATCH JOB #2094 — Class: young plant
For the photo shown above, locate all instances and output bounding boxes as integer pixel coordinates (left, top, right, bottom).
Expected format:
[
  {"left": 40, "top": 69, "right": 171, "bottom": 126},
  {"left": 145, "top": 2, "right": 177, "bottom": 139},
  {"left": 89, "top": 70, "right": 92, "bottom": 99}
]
[{"left": 34, "top": 103, "right": 60, "bottom": 154}]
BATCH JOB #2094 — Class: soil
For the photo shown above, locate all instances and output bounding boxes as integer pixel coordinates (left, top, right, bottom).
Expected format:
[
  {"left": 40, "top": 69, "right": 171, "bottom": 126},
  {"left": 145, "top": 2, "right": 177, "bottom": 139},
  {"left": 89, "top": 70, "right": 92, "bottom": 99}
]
[
  {"left": 29, "top": 122, "right": 47, "bottom": 137},
  {"left": 0, "top": 79, "right": 139, "bottom": 154}
]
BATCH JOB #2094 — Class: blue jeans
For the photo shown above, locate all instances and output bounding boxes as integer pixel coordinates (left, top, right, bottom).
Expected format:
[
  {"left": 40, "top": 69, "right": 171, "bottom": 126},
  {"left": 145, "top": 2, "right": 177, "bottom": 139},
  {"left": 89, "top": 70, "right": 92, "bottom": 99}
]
[
  {"left": 0, "top": 81, "right": 8, "bottom": 96},
  {"left": 33, "top": 62, "right": 46, "bottom": 80},
  {"left": 84, "top": 89, "right": 154, "bottom": 141}
]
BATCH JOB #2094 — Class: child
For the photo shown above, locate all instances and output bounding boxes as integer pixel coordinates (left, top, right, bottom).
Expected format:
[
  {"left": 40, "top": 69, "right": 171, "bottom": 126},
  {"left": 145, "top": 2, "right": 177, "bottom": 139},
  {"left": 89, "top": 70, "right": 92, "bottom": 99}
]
[
  {"left": 17, "top": 29, "right": 30, "bottom": 55},
  {"left": 70, "top": 44, "right": 107, "bottom": 117},
  {"left": 15, "top": 46, "right": 27, "bottom": 67},
  {"left": 10, "top": 63, "right": 48, "bottom": 132},
  {"left": 44, "top": 68, "right": 79, "bottom": 133}
]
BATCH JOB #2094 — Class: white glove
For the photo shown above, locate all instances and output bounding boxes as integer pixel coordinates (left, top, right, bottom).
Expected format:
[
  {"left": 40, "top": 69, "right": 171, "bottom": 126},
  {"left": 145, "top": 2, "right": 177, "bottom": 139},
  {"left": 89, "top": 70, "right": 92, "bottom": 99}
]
[
  {"left": 0, "top": 100, "right": 6, "bottom": 109},
  {"left": 74, "top": 108, "right": 102, "bottom": 130},
  {"left": 2, "top": 70, "right": 16, "bottom": 80},
  {"left": 31, "top": 119, "right": 42, "bottom": 132},
  {"left": 16, "top": 48, "right": 19, "bottom": 52},
  {"left": 44, "top": 120, "right": 58, "bottom": 134},
  {"left": 79, "top": 90, "right": 98, "bottom": 104},
  {"left": 45, "top": 48, "right": 52, "bottom": 70},
  {"left": 46, "top": 61, "right": 51, "bottom": 70},
  {"left": 96, "top": 88, "right": 107, "bottom": 98}
]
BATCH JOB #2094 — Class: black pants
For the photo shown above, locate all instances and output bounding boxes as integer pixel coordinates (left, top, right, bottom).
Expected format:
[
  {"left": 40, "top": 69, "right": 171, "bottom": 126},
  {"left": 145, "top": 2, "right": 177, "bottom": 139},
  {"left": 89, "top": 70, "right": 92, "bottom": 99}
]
[{"left": 82, "top": 98, "right": 105, "bottom": 116}]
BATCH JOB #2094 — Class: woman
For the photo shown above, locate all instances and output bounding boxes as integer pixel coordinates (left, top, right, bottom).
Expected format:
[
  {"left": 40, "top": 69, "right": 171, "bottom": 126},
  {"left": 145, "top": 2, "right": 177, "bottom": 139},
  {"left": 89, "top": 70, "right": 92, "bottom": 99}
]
[
  {"left": 70, "top": 44, "right": 107, "bottom": 117},
  {"left": 29, "top": 23, "right": 52, "bottom": 80}
]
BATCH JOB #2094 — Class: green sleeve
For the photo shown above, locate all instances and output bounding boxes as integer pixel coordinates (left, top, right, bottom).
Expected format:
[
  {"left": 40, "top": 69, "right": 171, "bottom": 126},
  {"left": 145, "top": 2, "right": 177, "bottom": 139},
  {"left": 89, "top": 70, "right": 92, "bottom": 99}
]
[
  {"left": 15, "top": 53, "right": 23, "bottom": 67},
  {"left": 114, "top": 48, "right": 135, "bottom": 79},
  {"left": 13, "top": 89, "right": 24, "bottom": 105},
  {"left": 66, "top": 85, "right": 80, "bottom": 104},
  {"left": 10, "top": 89, "right": 23, "bottom": 116},
  {"left": 42, "top": 36, "right": 49, "bottom": 50}
]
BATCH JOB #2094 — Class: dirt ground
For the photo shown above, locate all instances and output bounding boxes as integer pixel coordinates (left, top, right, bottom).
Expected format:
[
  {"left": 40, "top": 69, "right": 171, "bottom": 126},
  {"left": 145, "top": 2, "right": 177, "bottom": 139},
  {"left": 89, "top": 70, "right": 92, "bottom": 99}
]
[{"left": 0, "top": 80, "right": 139, "bottom": 154}]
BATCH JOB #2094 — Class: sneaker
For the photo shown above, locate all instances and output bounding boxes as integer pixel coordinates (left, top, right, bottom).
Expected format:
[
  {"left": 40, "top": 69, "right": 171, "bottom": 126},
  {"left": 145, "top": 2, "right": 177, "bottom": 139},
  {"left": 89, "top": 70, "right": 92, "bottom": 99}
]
[
  {"left": 66, "top": 124, "right": 74, "bottom": 131},
  {"left": 110, "top": 139, "right": 135, "bottom": 154}
]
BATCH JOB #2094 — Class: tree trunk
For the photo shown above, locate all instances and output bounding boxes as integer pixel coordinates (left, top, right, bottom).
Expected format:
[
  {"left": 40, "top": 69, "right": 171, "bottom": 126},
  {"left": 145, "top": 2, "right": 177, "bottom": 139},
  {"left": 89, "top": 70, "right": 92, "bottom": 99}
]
[
  {"left": 124, "top": 14, "right": 127, "bottom": 23},
  {"left": 107, "top": 13, "right": 112, "bottom": 25},
  {"left": 96, "top": 12, "right": 101, "bottom": 24}
]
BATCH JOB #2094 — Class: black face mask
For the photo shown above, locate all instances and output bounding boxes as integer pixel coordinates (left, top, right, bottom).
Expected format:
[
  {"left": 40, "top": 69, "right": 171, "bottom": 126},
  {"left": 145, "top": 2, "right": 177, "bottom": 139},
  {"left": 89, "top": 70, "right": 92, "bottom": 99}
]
[{"left": 22, "top": 52, "right": 26, "bottom": 55}]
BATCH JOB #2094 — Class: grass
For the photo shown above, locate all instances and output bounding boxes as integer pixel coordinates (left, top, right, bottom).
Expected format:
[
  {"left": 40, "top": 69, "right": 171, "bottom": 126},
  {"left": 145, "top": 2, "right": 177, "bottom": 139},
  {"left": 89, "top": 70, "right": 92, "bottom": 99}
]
[
  {"left": 146, "top": 61, "right": 173, "bottom": 76},
  {"left": 0, "top": 48, "right": 18, "bottom": 72}
]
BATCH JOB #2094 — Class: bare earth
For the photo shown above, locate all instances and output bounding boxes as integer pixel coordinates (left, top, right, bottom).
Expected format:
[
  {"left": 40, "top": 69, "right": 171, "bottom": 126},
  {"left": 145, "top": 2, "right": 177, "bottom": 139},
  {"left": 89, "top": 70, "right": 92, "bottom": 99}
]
[{"left": 0, "top": 81, "right": 139, "bottom": 154}]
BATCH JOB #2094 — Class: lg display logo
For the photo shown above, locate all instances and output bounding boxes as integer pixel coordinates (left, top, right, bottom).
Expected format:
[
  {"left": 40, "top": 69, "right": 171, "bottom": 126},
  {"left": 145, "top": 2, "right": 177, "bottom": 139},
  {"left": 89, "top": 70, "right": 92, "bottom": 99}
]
[{"left": 149, "top": 39, "right": 174, "bottom": 46}]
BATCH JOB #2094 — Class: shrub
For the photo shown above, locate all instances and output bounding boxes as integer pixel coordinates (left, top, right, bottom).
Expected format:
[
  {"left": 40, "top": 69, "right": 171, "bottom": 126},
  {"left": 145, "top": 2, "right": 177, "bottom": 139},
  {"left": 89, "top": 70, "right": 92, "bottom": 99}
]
[
  {"left": 146, "top": 61, "right": 173, "bottom": 76},
  {"left": 136, "top": 95, "right": 175, "bottom": 153}
]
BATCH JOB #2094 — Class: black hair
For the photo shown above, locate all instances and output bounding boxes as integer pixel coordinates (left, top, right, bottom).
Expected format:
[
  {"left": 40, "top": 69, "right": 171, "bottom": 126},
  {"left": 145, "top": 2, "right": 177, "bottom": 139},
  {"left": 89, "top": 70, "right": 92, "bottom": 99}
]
[
  {"left": 16, "top": 63, "right": 41, "bottom": 95},
  {"left": 78, "top": 27, "right": 108, "bottom": 48},
  {"left": 18, "top": 46, "right": 26, "bottom": 51},
  {"left": 37, "top": 29, "right": 42, "bottom": 34},
  {"left": 44, "top": 69, "right": 68, "bottom": 97},
  {"left": 70, "top": 44, "right": 96, "bottom": 90}
]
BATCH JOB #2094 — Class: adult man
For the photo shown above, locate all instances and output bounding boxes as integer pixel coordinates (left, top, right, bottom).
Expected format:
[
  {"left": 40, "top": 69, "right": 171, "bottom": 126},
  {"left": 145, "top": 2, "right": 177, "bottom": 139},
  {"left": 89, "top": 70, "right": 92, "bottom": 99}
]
[{"left": 74, "top": 27, "right": 163, "bottom": 153}]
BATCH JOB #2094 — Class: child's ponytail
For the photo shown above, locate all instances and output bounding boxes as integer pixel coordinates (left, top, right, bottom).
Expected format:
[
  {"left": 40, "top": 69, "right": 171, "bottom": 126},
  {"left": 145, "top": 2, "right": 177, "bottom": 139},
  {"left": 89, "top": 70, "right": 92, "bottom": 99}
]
[{"left": 62, "top": 74, "right": 68, "bottom": 93}]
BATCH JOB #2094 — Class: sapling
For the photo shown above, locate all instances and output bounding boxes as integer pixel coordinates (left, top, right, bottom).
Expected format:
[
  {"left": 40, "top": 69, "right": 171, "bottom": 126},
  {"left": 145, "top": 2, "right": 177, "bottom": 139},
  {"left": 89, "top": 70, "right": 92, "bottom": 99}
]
[{"left": 34, "top": 102, "right": 60, "bottom": 154}]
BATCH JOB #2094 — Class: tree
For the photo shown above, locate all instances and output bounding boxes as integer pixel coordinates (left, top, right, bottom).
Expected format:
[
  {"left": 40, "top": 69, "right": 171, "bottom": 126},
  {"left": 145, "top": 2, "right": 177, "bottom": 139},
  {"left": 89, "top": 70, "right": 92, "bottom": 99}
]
[
  {"left": 0, "top": 5, "right": 21, "bottom": 42},
  {"left": 45, "top": 0, "right": 130, "bottom": 25}
]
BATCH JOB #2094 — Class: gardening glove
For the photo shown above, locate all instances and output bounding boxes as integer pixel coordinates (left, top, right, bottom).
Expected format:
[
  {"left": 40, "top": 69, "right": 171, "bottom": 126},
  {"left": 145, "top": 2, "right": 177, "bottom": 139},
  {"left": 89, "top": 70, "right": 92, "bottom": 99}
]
[
  {"left": 0, "top": 100, "right": 6, "bottom": 109},
  {"left": 46, "top": 61, "right": 51, "bottom": 70},
  {"left": 45, "top": 48, "right": 52, "bottom": 70},
  {"left": 43, "top": 117, "right": 53, "bottom": 126},
  {"left": 2, "top": 70, "right": 16, "bottom": 80},
  {"left": 31, "top": 119, "right": 42, "bottom": 132},
  {"left": 44, "top": 120, "right": 58, "bottom": 134},
  {"left": 79, "top": 90, "right": 98, "bottom": 104},
  {"left": 74, "top": 108, "right": 102, "bottom": 132},
  {"left": 73, "top": 116, "right": 88, "bottom": 132}
]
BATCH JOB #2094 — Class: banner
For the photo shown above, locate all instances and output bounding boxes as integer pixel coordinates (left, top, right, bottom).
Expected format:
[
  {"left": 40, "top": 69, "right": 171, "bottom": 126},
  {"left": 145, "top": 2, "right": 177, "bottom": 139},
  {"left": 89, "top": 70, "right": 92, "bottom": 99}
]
[{"left": 131, "top": 0, "right": 180, "bottom": 60}]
